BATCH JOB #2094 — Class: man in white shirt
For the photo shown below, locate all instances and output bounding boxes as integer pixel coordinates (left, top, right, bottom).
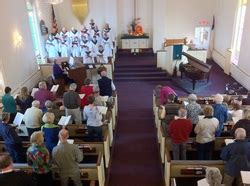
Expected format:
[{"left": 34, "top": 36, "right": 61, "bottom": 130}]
[{"left": 23, "top": 100, "right": 43, "bottom": 137}]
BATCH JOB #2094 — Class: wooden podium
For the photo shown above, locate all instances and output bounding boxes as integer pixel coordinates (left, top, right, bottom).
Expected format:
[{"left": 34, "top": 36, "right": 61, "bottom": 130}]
[{"left": 68, "top": 66, "right": 87, "bottom": 92}]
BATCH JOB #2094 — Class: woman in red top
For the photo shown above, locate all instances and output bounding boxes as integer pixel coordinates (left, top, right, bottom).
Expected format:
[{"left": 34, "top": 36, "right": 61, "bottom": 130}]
[{"left": 80, "top": 78, "right": 94, "bottom": 108}]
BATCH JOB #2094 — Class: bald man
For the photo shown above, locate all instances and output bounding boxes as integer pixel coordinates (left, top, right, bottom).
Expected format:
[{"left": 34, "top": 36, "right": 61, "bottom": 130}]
[{"left": 52, "top": 129, "right": 83, "bottom": 186}]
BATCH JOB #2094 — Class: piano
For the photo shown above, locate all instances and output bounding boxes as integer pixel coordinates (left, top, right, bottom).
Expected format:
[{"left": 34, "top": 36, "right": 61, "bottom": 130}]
[{"left": 179, "top": 52, "right": 212, "bottom": 90}]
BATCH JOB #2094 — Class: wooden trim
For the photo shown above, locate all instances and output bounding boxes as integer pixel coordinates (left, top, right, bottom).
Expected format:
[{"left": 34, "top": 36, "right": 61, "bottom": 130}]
[{"left": 164, "top": 38, "right": 187, "bottom": 47}]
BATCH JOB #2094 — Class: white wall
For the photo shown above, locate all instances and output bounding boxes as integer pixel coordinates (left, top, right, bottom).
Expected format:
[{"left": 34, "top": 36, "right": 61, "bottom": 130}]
[{"left": 0, "top": 0, "right": 39, "bottom": 94}]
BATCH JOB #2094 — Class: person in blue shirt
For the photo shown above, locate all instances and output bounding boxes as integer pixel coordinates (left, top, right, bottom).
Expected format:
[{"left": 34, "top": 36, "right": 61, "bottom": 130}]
[
  {"left": 212, "top": 94, "right": 228, "bottom": 137},
  {"left": 220, "top": 128, "right": 250, "bottom": 186},
  {"left": 0, "top": 112, "right": 24, "bottom": 163},
  {"left": 2, "top": 87, "right": 17, "bottom": 123}
]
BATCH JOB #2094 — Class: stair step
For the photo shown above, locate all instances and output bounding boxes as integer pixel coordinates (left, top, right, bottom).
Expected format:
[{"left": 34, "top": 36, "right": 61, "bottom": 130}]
[
  {"left": 114, "top": 72, "right": 167, "bottom": 77},
  {"left": 115, "top": 64, "right": 156, "bottom": 68},
  {"left": 115, "top": 68, "right": 163, "bottom": 73},
  {"left": 114, "top": 76, "right": 172, "bottom": 82}
]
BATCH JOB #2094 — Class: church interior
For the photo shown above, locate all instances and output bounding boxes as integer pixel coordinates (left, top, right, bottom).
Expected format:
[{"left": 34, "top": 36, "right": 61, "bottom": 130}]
[{"left": 0, "top": 0, "right": 250, "bottom": 186}]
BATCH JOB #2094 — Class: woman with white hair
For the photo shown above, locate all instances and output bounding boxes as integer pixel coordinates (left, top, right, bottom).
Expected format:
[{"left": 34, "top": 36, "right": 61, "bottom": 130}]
[
  {"left": 26, "top": 131, "right": 52, "bottom": 186},
  {"left": 41, "top": 112, "right": 60, "bottom": 153},
  {"left": 186, "top": 93, "right": 202, "bottom": 136},
  {"left": 205, "top": 167, "right": 222, "bottom": 186},
  {"left": 220, "top": 128, "right": 250, "bottom": 186},
  {"left": 213, "top": 94, "right": 228, "bottom": 136}
]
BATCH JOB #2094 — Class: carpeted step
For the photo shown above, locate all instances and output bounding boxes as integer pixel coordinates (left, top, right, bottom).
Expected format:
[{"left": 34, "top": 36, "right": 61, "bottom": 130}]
[
  {"left": 114, "top": 76, "right": 172, "bottom": 82},
  {"left": 115, "top": 64, "right": 156, "bottom": 68},
  {"left": 114, "top": 71, "right": 168, "bottom": 78},
  {"left": 115, "top": 67, "right": 163, "bottom": 73}
]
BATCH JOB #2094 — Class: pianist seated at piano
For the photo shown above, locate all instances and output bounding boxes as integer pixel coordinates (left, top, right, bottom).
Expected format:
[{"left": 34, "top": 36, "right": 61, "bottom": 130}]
[
  {"left": 52, "top": 59, "right": 74, "bottom": 84},
  {"left": 159, "top": 85, "right": 178, "bottom": 105}
]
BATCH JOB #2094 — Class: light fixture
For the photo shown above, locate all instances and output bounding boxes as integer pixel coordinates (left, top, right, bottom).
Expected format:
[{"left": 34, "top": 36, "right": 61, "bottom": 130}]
[
  {"left": 13, "top": 31, "right": 23, "bottom": 48},
  {"left": 49, "top": 0, "right": 63, "bottom": 5}
]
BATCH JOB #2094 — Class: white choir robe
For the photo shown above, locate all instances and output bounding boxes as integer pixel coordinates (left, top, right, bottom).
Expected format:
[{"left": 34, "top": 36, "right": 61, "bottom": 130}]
[
  {"left": 102, "top": 37, "right": 113, "bottom": 58},
  {"left": 71, "top": 40, "right": 80, "bottom": 57},
  {"left": 83, "top": 51, "right": 94, "bottom": 64},
  {"left": 59, "top": 43, "right": 70, "bottom": 57},
  {"left": 69, "top": 31, "right": 79, "bottom": 43},
  {"left": 59, "top": 31, "right": 70, "bottom": 40},
  {"left": 102, "top": 28, "right": 115, "bottom": 42},
  {"left": 89, "top": 40, "right": 99, "bottom": 56},
  {"left": 46, "top": 39, "right": 59, "bottom": 58},
  {"left": 79, "top": 40, "right": 91, "bottom": 57},
  {"left": 96, "top": 50, "right": 108, "bottom": 64}
]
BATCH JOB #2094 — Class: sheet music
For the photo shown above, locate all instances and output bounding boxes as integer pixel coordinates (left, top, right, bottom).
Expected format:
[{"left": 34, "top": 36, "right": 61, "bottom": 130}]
[
  {"left": 197, "top": 178, "right": 209, "bottom": 186},
  {"left": 88, "top": 65, "right": 93, "bottom": 69},
  {"left": 58, "top": 139, "right": 74, "bottom": 145},
  {"left": 58, "top": 115, "right": 71, "bottom": 126},
  {"left": 241, "top": 171, "right": 250, "bottom": 184},
  {"left": 97, "top": 106, "right": 108, "bottom": 115},
  {"left": 31, "top": 88, "right": 39, "bottom": 97},
  {"left": 13, "top": 112, "right": 24, "bottom": 126},
  {"left": 79, "top": 94, "right": 85, "bottom": 99},
  {"left": 50, "top": 84, "right": 59, "bottom": 92},
  {"left": 225, "top": 139, "right": 235, "bottom": 145}
]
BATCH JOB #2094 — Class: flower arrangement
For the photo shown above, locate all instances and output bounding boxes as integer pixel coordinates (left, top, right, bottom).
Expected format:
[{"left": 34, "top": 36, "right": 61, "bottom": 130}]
[{"left": 128, "top": 18, "right": 144, "bottom": 36}]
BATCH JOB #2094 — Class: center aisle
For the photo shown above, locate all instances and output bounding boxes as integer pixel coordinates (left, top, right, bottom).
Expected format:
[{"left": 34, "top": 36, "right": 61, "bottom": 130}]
[{"left": 106, "top": 54, "right": 165, "bottom": 186}]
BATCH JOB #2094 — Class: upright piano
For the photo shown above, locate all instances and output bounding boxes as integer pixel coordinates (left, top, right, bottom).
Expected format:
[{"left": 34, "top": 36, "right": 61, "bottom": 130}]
[{"left": 179, "top": 52, "right": 212, "bottom": 90}]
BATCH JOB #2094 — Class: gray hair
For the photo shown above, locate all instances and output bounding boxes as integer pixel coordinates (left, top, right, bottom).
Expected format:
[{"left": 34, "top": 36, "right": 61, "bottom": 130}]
[
  {"left": 178, "top": 107, "right": 187, "bottom": 118},
  {"left": 188, "top": 94, "right": 197, "bottom": 102},
  {"left": 38, "top": 81, "right": 47, "bottom": 89},
  {"left": 30, "top": 131, "right": 44, "bottom": 146},
  {"left": 235, "top": 128, "right": 246, "bottom": 140},
  {"left": 242, "top": 108, "right": 250, "bottom": 120},
  {"left": 69, "top": 83, "right": 77, "bottom": 91},
  {"left": 32, "top": 100, "right": 40, "bottom": 108},
  {"left": 206, "top": 167, "right": 222, "bottom": 186},
  {"left": 214, "top": 94, "right": 223, "bottom": 104},
  {"left": 45, "top": 100, "right": 53, "bottom": 109},
  {"left": 42, "top": 112, "right": 55, "bottom": 124}
]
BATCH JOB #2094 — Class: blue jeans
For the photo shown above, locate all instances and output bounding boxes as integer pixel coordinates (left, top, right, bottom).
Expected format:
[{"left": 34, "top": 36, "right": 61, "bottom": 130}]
[
  {"left": 87, "top": 126, "right": 103, "bottom": 141},
  {"left": 196, "top": 141, "right": 215, "bottom": 160},
  {"left": 172, "top": 142, "right": 187, "bottom": 160}
]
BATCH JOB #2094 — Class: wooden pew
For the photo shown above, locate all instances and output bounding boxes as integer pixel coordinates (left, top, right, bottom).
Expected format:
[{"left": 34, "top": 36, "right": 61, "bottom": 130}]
[
  {"left": 164, "top": 158, "right": 225, "bottom": 186},
  {"left": 13, "top": 151, "right": 105, "bottom": 186}
]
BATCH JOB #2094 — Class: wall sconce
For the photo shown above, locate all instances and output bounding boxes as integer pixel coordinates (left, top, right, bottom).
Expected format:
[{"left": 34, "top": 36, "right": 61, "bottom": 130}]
[{"left": 13, "top": 31, "right": 23, "bottom": 48}]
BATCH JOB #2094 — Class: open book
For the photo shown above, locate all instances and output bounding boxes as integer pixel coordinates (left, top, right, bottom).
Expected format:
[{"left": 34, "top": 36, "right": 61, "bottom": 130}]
[
  {"left": 58, "top": 139, "right": 74, "bottom": 145},
  {"left": 97, "top": 106, "right": 108, "bottom": 115},
  {"left": 50, "top": 84, "right": 59, "bottom": 92},
  {"left": 31, "top": 88, "right": 39, "bottom": 97},
  {"left": 58, "top": 116, "right": 71, "bottom": 126},
  {"left": 197, "top": 178, "right": 209, "bottom": 186},
  {"left": 13, "top": 112, "right": 24, "bottom": 126},
  {"left": 79, "top": 94, "right": 85, "bottom": 99}
]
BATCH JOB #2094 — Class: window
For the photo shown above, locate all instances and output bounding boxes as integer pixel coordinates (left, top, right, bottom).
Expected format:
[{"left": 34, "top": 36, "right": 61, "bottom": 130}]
[
  {"left": 26, "top": 1, "right": 43, "bottom": 64},
  {"left": 232, "top": 0, "right": 248, "bottom": 65}
]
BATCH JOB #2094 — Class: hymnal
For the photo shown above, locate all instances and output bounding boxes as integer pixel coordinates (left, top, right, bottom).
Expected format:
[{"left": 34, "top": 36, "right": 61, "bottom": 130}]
[
  {"left": 50, "top": 84, "right": 59, "bottom": 92},
  {"left": 58, "top": 116, "right": 71, "bottom": 126},
  {"left": 13, "top": 112, "right": 24, "bottom": 126},
  {"left": 31, "top": 88, "right": 39, "bottom": 97}
]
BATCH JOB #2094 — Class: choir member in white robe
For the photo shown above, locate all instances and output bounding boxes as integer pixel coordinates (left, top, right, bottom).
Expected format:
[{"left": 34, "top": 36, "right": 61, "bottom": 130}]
[
  {"left": 89, "top": 36, "right": 99, "bottom": 56},
  {"left": 69, "top": 27, "right": 79, "bottom": 43},
  {"left": 83, "top": 46, "right": 94, "bottom": 64},
  {"left": 102, "top": 33, "right": 113, "bottom": 59},
  {"left": 79, "top": 26, "right": 90, "bottom": 40},
  {"left": 102, "top": 23, "right": 115, "bottom": 43},
  {"left": 88, "top": 18, "right": 96, "bottom": 31},
  {"left": 59, "top": 38, "right": 70, "bottom": 57},
  {"left": 71, "top": 37, "right": 80, "bottom": 57},
  {"left": 46, "top": 34, "right": 59, "bottom": 58},
  {"left": 59, "top": 27, "right": 70, "bottom": 40},
  {"left": 79, "top": 35, "right": 91, "bottom": 57},
  {"left": 96, "top": 45, "right": 108, "bottom": 63}
]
